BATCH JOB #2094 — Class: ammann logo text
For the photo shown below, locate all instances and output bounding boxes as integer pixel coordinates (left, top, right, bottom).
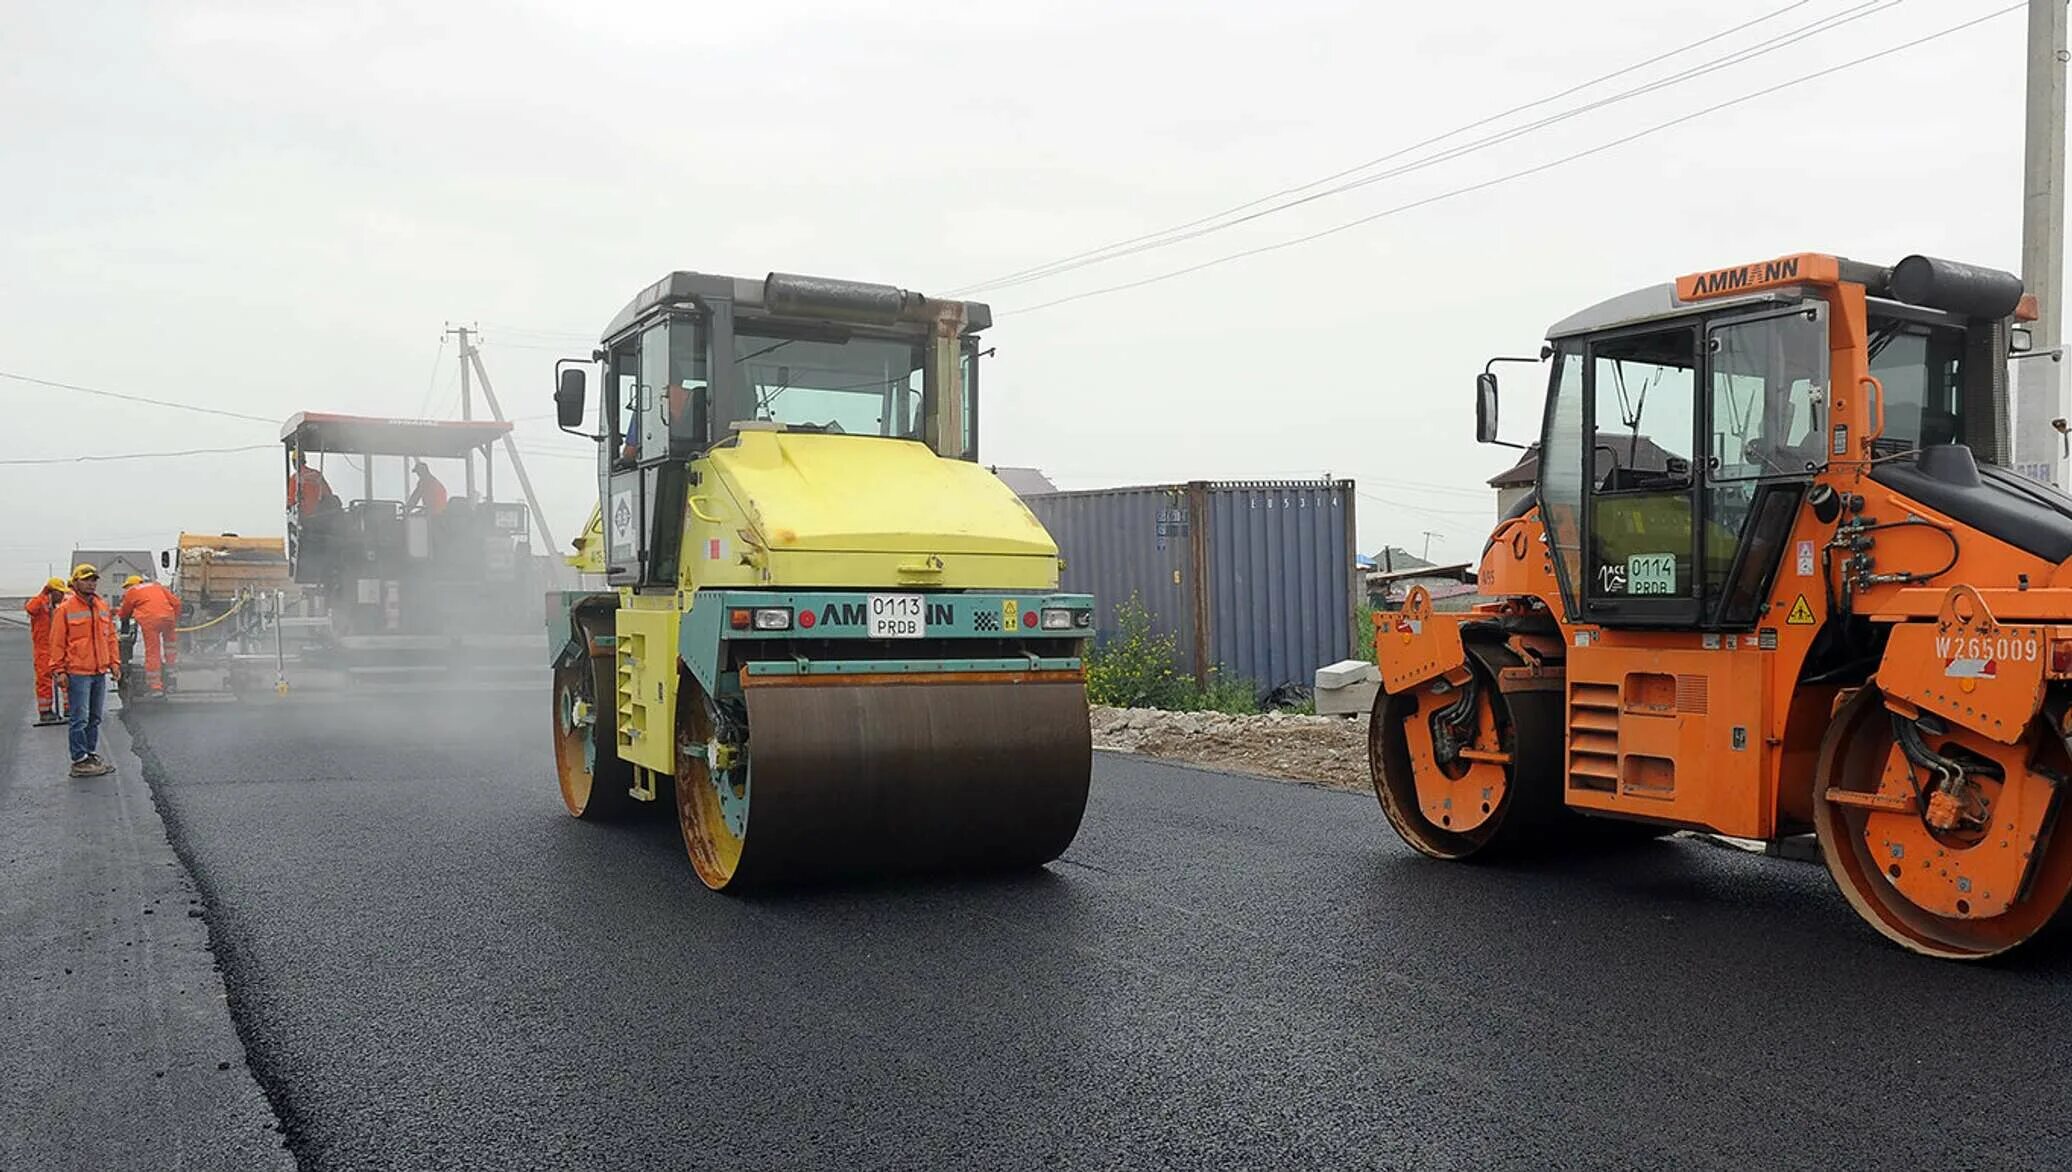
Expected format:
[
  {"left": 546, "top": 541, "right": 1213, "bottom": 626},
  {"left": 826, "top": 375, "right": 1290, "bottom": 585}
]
[{"left": 1688, "top": 257, "right": 1801, "bottom": 296}]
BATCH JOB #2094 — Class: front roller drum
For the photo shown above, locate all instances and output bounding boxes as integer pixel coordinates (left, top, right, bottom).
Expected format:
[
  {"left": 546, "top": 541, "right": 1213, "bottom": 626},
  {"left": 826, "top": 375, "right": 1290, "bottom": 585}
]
[
  {"left": 677, "top": 670, "right": 1092, "bottom": 890},
  {"left": 1815, "top": 686, "right": 2072, "bottom": 959},
  {"left": 1372, "top": 650, "right": 1564, "bottom": 860}
]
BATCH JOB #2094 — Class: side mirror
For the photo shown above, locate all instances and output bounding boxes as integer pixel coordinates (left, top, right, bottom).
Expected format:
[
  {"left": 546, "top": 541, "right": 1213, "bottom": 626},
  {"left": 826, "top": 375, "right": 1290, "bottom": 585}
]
[
  {"left": 159, "top": 550, "right": 171, "bottom": 570},
  {"left": 1475, "top": 372, "right": 1500, "bottom": 445},
  {"left": 555, "top": 367, "right": 588, "bottom": 430},
  {"left": 2011, "top": 325, "right": 2036, "bottom": 354}
]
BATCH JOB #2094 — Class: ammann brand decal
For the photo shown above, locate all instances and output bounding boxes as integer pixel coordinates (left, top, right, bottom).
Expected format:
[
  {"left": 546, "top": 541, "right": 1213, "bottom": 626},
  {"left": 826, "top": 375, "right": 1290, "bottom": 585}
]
[
  {"left": 1938, "top": 632, "right": 2039, "bottom": 680},
  {"left": 1688, "top": 257, "right": 1799, "bottom": 296},
  {"left": 1675, "top": 253, "right": 1836, "bottom": 301}
]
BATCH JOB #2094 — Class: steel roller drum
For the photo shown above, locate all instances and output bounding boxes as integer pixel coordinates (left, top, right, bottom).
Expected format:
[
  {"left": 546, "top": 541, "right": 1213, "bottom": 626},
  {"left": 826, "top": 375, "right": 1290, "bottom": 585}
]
[{"left": 681, "top": 670, "right": 1092, "bottom": 888}]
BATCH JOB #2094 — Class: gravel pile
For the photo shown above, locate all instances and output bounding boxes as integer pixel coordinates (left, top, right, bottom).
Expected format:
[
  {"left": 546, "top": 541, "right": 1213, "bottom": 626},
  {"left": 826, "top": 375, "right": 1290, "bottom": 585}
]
[{"left": 1090, "top": 705, "right": 1371, "bottom": 791}]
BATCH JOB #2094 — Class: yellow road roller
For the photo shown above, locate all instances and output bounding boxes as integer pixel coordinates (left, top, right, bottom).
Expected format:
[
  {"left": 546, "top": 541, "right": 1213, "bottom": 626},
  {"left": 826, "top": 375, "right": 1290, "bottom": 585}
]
[{"left": 545, "top": 269, "right": 1095, "bottom": 888}]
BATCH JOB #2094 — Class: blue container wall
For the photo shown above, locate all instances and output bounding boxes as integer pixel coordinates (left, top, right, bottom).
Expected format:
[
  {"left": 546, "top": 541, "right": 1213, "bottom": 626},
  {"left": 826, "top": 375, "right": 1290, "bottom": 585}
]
[
  {"left": 1205, "top": 483, "right": 1355, "bottom": 693},
  {"left": 1024, "top": 480, "right": 1356, "bottom": 693},
  {"left": 1024, "top": 485, "right": 1196, "bottom": 668}
]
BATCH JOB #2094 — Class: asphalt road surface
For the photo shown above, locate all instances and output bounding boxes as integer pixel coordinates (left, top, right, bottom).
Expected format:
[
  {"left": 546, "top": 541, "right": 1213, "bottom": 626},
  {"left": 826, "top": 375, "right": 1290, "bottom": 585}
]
[{"left": 128, "top": 691, "right": 2072, "bottom": 1171}]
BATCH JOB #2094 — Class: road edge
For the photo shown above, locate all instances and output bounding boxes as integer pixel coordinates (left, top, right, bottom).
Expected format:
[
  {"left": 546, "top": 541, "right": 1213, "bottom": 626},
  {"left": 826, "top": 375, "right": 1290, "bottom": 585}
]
[{"left": 119, "top": 707, "right": 309, "bottom": 1167}]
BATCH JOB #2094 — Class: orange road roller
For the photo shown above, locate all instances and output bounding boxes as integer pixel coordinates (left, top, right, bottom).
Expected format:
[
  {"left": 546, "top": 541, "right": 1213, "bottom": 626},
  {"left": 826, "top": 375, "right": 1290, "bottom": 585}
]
[{"left": 1373, "top": 250, "right": 2072, "bottom": 959}]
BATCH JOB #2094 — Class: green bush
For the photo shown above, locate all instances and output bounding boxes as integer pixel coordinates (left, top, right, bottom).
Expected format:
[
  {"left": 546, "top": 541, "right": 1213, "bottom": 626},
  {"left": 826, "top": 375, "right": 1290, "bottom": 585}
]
[
  {"left": 1085, "top": 595, "right": 1261, "bottom": 714},
  {"left": 1354, "top": 602, "right": 1378, "bottom": 664}
]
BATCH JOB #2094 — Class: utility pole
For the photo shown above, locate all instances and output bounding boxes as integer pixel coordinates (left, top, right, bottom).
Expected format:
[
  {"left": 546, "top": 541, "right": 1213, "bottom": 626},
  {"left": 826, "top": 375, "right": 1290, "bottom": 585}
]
[
  {"left": 2018, "top": 0, "right": 2068, "bottom": 485},
  {"left": 461, "top": 342, "right": 559, "bottom": 557},
  {"left": 446, "top": 323, "right": 478, "bottom": 497},
  {"left": 1421, "top": 530, "right": 1441, "bottom": 561}
]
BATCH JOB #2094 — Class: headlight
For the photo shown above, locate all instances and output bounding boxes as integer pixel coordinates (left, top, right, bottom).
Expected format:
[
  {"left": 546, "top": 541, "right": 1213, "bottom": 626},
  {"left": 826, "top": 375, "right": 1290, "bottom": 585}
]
[
  {"left": 1040, "top": 607, "right": 1075, "bottom": 630},
  {"left": 752, "top": 607, "right": 793, "bottom": 631}
]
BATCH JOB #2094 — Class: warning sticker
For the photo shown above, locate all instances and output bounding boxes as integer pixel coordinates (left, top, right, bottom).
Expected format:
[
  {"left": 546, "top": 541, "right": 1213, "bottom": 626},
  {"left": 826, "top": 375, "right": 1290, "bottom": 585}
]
[
  {"left": 1795, "top": 540, "right": 1815, "bottom": 577},
  {"left": 1785, "top": 595, "right": 1816, "bottom": 625}
]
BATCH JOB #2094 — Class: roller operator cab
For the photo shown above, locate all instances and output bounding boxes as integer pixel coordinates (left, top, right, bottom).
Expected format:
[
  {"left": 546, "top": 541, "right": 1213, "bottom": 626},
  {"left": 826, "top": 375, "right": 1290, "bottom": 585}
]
[
  {"left": 1375, "top": 251, "right": 2072, "bottom": 959},
  {"left": 546, "top": 270, "right": 1095, "bottom": 890}
]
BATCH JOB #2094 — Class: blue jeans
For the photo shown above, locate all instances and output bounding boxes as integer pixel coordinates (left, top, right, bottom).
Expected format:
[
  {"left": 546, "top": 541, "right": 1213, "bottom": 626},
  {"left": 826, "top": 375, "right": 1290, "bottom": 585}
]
[{"left": 66, "top": 673, "right": 107, "bottom": 763}]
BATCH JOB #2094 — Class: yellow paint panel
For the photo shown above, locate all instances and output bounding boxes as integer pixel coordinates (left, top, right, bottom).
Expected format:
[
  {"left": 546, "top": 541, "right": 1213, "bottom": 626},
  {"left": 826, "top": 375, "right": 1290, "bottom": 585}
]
[
  {"left": 707, "top": 431, "right": 1058, "bottom": 556},
  {"left": 682, "top": 432, "right": 1063, "bottom": 592},
  {"left": 614, "top": 607, "right": 679, "bottom": 773}
]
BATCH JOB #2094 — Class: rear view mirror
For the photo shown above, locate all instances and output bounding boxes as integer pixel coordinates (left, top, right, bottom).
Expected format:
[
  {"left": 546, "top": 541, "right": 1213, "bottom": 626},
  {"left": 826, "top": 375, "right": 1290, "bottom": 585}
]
[
  {"left": 555, "top": 367, "right": 588, "bottom": 430},
  {"left": 159, "top": 550, "right": 171, "bottom": 569},
  {"left": 1475, "top": 372, "right": 1500, "bottom": 445}
]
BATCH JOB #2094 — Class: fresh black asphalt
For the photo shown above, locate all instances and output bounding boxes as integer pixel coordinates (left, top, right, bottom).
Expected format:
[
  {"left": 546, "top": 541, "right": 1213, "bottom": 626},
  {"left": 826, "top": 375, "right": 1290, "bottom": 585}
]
[{"left": 126, "top": 690, "right": 2072, "bottom": 1170}]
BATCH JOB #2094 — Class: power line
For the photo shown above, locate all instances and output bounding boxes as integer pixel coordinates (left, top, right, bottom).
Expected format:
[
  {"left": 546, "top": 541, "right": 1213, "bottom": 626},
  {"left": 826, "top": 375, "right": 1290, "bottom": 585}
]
[
  {"left": 949, "top": 0, "right": 1822, "bottom": 296},
  {"left": 968, "top": 0, "right": 1899, "bottom": 297},
  {"left": 480, "top": 323, "right": 595, "bottom": 342},
  {"left": 0, "top": 443, "right": 276, "bottom": 466},
  {"left": 412, "top": 336, "right": 449, "bottom": 417},
  {"left": 1356, "top": 490, "right": 1492, "bottom": 519},
  {"left": 0, "top": 369, "right": 277, "bottom": 425},
  {"left": 1006, "top": 4, "right": 2020, "bottom": 316}
]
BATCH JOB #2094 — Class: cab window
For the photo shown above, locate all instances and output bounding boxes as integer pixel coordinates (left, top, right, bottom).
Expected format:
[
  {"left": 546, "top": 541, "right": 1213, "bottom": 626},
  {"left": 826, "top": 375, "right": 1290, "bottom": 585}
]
[{"left": 1587, "top": 327, "right": 1697, "bottom": 606}]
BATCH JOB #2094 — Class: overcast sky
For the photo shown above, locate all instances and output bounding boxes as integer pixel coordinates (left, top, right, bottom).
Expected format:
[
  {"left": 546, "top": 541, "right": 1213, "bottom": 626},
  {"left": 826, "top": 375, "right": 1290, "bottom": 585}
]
[{"left": 0, "top": 0, "right": 2045, "bottom": 587}]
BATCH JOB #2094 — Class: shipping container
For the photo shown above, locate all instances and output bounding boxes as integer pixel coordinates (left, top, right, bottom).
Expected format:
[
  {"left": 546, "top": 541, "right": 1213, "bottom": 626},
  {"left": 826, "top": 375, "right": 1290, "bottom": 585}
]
[{"left": 1023, "top": 480, "right": 1359, "bottom": 694}]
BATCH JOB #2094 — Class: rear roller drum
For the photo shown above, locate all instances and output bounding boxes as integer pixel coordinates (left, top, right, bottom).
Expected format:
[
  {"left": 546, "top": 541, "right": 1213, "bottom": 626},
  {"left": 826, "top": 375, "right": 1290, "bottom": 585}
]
[
  {"left": 1372, "top": 650, "right": 1563, "bottom": 860},
  {"left": 551, "top": 630, "right": 636, "bottom": 821},
  {"left": 1814, "top": 687, "right": 2072, "bottom": 959}
]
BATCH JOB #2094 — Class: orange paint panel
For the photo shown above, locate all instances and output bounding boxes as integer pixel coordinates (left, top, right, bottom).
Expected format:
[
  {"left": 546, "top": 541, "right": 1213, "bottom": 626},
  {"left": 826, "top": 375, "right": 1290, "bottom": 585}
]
[
  {"left": 1374, "top": 586, "right": 1469, "bottom": 694},
  {"left": 1877, "top": 586, "right": 2046, "bottom": 746},
  {"left": 1563, "top": 645, "right": 1772, "bottom": 837}
]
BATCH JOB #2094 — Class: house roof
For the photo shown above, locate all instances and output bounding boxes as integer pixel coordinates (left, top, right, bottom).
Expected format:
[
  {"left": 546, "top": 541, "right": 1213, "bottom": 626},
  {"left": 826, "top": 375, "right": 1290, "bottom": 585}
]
[
  {"left": 1370, "top": 547, "right": 1435, "bottom": 573},
  {"left": 1487, "top": 437, "right": 1684, "bottom": 487},
  {"left": 69, "top": 549, "right": 157, "bottom": 582},
  {"left": 991, "top": 466, "right": 1059, "bottom": 496}
]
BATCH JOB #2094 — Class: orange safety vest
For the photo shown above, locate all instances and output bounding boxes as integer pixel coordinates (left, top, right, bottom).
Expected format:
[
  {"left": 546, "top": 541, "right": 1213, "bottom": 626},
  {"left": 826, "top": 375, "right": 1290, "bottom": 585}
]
[
  {"left": 290, "top": 467, "right": 333, "bottom": 512},
  {"left": 118, "top": 581, "right": 182, "bottom": 624},
  {"left": 414, "top": 475, "right": 449, "bottom": 515},
  {"left": 47, "top": 591, "right": 119, "bottom": 675},
  {"left": 25, "top": 591, "right": 58, "bottom": 671}
]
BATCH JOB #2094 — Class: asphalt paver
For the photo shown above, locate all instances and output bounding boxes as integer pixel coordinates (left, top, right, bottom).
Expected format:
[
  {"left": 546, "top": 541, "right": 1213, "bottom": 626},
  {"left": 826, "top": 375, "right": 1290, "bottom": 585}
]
[{"left": 127, "top": 689, "right": 2072, "bottom": 1170}]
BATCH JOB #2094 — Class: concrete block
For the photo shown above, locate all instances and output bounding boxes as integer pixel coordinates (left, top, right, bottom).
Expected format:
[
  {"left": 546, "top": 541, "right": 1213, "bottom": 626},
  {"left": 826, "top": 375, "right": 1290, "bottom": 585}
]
[
  {"left": 1315, "top": 679, "right": 1378, "bottom": 716},
  {"left": 1314, "top": 659, "right": 1378, "bottom": 690}
]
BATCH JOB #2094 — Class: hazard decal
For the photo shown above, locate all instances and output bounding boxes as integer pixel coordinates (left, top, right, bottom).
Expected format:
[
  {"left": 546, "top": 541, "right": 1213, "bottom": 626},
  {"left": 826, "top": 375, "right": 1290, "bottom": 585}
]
[{"left": 1785, "top": 595, "right": 1816, "bottom": 625}]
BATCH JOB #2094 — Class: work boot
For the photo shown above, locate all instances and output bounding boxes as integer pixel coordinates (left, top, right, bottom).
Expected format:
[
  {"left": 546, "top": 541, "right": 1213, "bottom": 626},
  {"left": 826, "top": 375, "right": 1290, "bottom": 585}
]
[
  {"left": 36, "top": 709, "right": 57, "bottom": 724},
  {"left": 83, "top": 756, "right": 115, "bottom": 777},
  {"left": 68, "top": 758, "right": 95, "bottom": 778}
]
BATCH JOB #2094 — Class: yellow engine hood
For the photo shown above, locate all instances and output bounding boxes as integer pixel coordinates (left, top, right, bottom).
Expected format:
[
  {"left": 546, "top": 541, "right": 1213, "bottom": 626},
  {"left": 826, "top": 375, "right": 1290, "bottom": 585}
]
[{"left": 707, "top": 431, "right": 1057, "bottom": 557}]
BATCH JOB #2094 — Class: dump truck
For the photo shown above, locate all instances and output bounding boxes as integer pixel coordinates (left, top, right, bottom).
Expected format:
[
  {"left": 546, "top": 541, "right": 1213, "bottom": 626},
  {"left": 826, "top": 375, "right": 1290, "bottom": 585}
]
[
  {"left": 129, "top": 533, "right": 295, "bottom": 698},
  {"left": 545, "top": 269, "right": 1094, "bottom": 889},
  {"left": 1374, "top": 251, "right": 2072, "bottom": 959}
]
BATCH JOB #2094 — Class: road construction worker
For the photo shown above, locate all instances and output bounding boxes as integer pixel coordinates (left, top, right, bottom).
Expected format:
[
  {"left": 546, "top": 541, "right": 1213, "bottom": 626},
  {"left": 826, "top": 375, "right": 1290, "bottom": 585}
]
[
  {"left": 23, "top": 577, "right": 67, "bottom": 724},
  {"left": 407, "top": 461, "right": 449, "bottom": 516},
  {"left": 288, "top": 451, "right": 335, "bottom": 513},
  {"left": 117, "top": 574, "right": 182, "bottom": 697},
  {"left": 47, "top": 564, "right": 118, "bottom": 777}
]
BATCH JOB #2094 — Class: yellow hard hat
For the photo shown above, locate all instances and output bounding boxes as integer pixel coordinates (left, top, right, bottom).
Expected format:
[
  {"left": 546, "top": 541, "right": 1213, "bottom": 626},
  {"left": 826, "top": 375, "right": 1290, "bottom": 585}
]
[
  {"left": 45, "top": 577, "right": 66, "bottom": 592},
  {"left": 71, "top": 563, "right": 99, "bottom": 582},
  {"left": 124, "top": 574, "right": 144, "bottom": 587}
]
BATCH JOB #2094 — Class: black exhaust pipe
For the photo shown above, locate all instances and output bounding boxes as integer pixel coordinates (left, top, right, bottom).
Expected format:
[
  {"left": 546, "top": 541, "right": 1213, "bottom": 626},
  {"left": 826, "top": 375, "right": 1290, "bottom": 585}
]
[{"left": 1886, "top": 255, "right": 2025, "bottom": 319}]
